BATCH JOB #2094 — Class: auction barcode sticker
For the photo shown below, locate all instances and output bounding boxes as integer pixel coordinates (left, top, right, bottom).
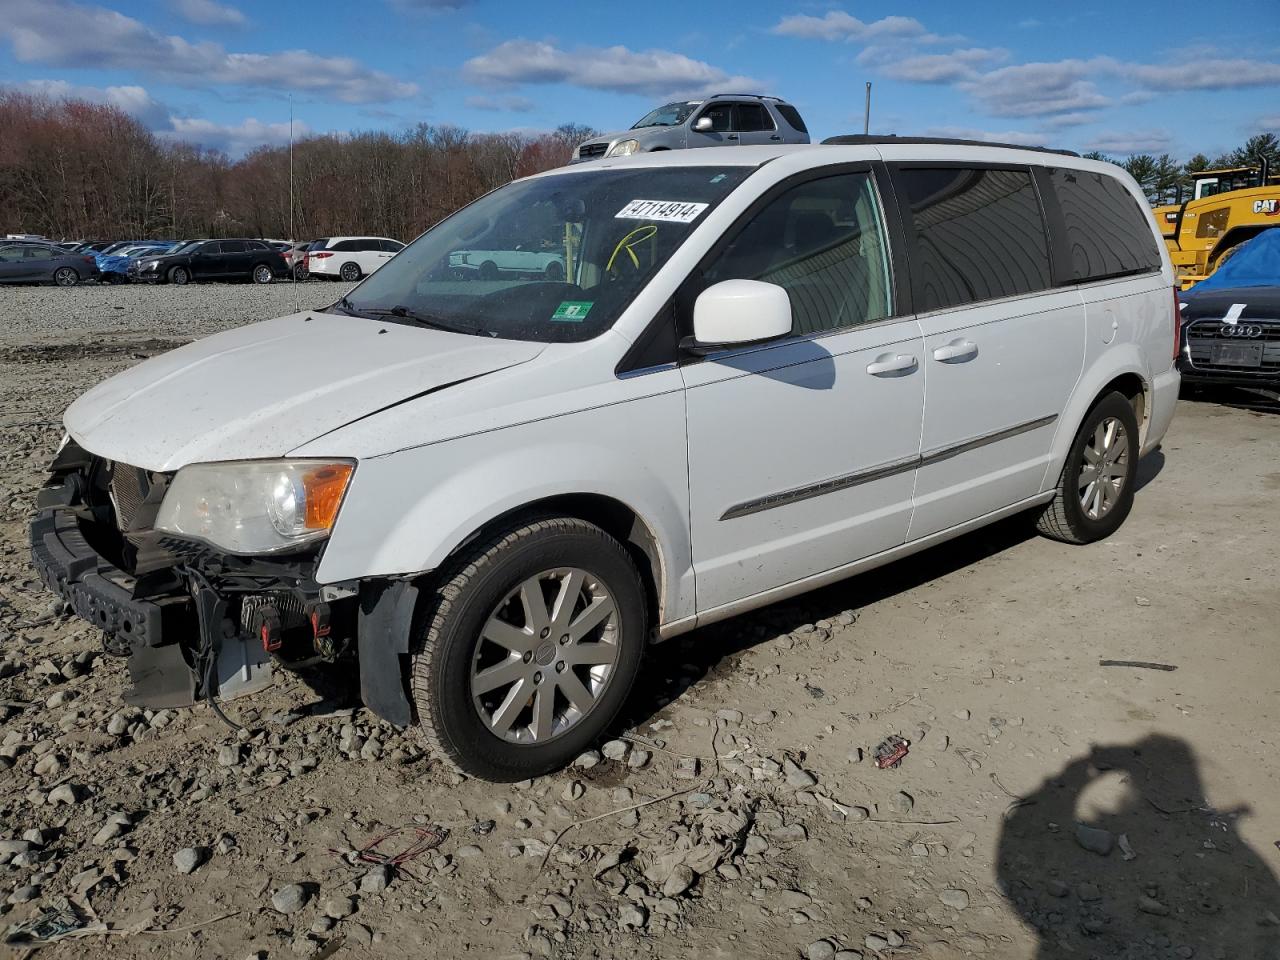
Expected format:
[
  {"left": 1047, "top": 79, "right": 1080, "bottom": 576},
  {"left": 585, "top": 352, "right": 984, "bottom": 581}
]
[{"left": 615, "top": 200, "right": 709, "bottom": 223}]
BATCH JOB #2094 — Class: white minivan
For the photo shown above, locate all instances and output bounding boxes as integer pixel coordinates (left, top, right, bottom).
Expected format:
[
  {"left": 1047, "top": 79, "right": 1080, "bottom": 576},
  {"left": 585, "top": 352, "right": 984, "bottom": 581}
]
[
  {"left": 32, "top": 140, "right": 1179, "bottom": 780},
  {"left": 306, "top": 235, "right": 405, "bottom": 281}
]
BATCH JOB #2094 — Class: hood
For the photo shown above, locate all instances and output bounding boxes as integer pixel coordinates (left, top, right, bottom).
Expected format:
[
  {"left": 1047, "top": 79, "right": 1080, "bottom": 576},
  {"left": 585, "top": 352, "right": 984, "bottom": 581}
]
[{"left": 65, "top": 311, "right": 544, "bottom": 471}]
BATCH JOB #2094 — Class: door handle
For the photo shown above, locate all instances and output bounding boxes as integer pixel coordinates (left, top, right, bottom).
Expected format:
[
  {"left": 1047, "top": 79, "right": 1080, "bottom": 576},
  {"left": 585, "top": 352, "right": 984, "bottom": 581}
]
[
  {"left": 769, "top": 134, "right": 782, "bottom": 141},
  {"left": 727, "top": 134, "right": 739, "bottom": 141},
  {"left": 932, "top": 339, "right": 978, "bottom": 363},
  {"left": 866, "top": 354, "right": 918, "bottom": 376}
]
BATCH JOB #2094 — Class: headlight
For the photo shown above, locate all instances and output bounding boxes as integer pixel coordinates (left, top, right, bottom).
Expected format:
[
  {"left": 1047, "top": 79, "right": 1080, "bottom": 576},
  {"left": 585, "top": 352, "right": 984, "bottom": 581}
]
[
  {"left": 606, "top": 139, "right": 640, "bottom": 157},
  {"left": 155, "top": 459, "right": 354, "bottom": 555},
  {"left": 142, "top": 259, "right": 160, "bottom": 270}
]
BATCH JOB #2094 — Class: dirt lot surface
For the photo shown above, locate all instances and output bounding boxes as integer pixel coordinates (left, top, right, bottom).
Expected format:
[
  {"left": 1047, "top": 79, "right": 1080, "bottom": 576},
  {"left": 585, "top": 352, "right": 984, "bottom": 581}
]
[{"left": 0, "top": 284, "right": 1277, "bottom": 960}]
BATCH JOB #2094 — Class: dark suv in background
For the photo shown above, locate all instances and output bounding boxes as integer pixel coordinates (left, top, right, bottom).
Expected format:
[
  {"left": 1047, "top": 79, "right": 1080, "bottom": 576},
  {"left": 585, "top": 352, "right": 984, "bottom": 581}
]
[
  {"left": 573, "top": 94, "right": 809, "bottom": 161},
  {"left": 130, "top": 238, "right": 289, "bottom": 285}
]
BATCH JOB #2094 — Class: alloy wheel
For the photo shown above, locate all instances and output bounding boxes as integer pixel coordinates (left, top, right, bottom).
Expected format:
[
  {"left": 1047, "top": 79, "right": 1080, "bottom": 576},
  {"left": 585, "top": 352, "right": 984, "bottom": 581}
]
[
  {"left": 1078, "top": 416, "right": 1129, "bottom": 520},
  {"left": 470, "top": 567, "right": 620, "bottom": 744}
]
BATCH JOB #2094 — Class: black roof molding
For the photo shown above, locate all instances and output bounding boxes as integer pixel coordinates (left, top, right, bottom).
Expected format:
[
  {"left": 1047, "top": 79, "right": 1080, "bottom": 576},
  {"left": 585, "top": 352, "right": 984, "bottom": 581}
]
[
  {"left": 821, "top": 134, "right": 1078, "bottom": 157},
  {"left": 704, "top": 93, "right": 782, "bottom": 102}
]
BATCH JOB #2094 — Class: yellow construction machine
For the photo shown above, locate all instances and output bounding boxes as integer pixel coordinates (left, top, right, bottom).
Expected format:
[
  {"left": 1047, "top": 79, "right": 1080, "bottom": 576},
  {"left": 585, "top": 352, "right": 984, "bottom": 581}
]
[{"left": 1155, "top": 158, "right": 1280, "bottom": 289}]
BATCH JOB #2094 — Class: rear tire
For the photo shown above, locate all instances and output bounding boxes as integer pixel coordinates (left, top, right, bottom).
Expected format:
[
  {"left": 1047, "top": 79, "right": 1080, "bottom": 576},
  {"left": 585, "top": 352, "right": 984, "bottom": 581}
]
[
  {"left": 339, "top": 261, "right": 361, "bottom": 282},
  {"left": 479, "top": 260, "right": 498, "bottom": 280},
  {"left": 409, "top": 516, "right": 647, "bottom": 781},
  {"left": 53, "top": 267, "right": 79, "bottom": 286},
  {"left": 1035, "top": 391, "right": 1139, "bottom": 544},
  {"left": 251, "top": 263, "right": 273, "bottom": 284}
]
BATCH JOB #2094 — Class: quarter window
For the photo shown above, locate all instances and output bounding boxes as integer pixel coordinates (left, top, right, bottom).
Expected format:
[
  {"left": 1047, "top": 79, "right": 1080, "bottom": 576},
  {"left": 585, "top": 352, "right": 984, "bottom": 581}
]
[
  {"left": 220, "top": 240, "right": 247, "bottom": 253},
  {"left": 702, "top": 172, "right": 894, "bottom": 336},
  {"left": 1051, "top": 168, "right": 1163, "bottom": 280},
  {"left": 898, "top": 167, "right": 1051, "bottom": 311}
]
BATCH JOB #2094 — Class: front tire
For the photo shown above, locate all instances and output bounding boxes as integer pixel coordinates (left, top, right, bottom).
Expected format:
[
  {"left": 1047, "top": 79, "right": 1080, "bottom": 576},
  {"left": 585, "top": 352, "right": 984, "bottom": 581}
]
[
  {"left": 1035, "top": 391, "right": 1139, "bottom": 544},
  {"left": 168, "top": 266, "right": 190, "bottom": 285},
  {"left": 410, "top": 517, "right": 647, "bottom": 781}
]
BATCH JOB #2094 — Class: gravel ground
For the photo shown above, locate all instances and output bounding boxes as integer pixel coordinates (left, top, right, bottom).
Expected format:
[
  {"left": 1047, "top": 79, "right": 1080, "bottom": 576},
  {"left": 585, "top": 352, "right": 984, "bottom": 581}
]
[{"left": 0, "top": 285, "right": 1278, "bottom": 959}]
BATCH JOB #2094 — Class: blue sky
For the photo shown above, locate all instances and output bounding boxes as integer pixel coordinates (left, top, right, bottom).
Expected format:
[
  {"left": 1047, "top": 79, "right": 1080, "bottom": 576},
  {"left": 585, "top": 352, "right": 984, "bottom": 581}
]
[{"left": 1, "top": 0, "right": 1277, "bottom": 159}]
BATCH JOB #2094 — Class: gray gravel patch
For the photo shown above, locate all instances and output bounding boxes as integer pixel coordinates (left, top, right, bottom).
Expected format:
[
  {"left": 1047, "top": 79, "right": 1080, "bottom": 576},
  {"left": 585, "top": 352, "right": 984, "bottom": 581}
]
[{"left": 0, "top": 280, "right": 355, "bottom": 345}]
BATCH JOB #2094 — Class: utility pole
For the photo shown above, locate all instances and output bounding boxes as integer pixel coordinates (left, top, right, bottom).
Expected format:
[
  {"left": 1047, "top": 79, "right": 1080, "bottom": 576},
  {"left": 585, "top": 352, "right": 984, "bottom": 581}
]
[
  {"left": 864, "top": 82, "right": 872, "bottom": 136},
  {"left": 289, "top": 92, "right": 298, "bottom": 313}
]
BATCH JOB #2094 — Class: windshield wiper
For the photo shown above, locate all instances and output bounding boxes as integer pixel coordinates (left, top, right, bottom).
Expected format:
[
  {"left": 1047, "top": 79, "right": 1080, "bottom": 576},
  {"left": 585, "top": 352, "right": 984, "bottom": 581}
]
[{"left": 371, "top": 304, "right": 483, "bottom": 335}]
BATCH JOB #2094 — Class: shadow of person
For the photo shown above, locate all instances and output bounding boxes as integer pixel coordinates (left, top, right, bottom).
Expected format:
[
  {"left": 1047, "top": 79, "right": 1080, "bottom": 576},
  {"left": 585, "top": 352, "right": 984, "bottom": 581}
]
[{"left": 996, "top": 734, "right": 1280, "bottom": 959}]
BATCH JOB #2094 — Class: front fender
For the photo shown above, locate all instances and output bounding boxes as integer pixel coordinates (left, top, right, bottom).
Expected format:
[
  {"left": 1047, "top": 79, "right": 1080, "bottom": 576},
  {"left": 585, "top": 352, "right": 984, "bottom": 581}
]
[{"left": 316, "top": 392, "right": 694, "bottom": 625}]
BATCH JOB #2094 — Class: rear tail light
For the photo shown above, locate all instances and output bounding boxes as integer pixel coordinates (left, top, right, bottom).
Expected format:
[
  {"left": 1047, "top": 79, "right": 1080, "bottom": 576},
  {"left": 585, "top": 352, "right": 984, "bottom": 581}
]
[
  {"left": 1172, "top": 285, "right": 1182, "bottom": 361},
  {"left": 311, "top": 251, "right": 333, "bottom": 259}
]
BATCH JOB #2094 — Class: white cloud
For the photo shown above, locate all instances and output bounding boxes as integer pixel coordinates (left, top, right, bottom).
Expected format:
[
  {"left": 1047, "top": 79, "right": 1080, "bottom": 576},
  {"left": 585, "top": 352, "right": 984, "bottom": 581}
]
[
  {"left": 875, "top": 47, "right": 1008, "bottom": 84},
  {"left": 920, "top": 125, "right": 1051, "bottom": 147},
  {"left": 463, "top": 39, "right": 762, "bottom": 99},
  {"left": 171, "top": 0, "right": 245, "bottom": 26},
  {"left": 1042, "top": 111, "right": 1095, "bottom": 129},
  {"left": 771, "top": 10, "right": 927, "bottom": 42},
  {"left": 1119, "top": 58, "right": 1280, "bottom": 91},
  {"left": 0, "top": 0, "right": 416, "bottom": 104},
  {"left": 962, "top": 60, "right": 1111, "bottom": 117},
  {"left": 1260, "top": 115, "right": 1280, "bottom": 130},
  {"left": 165, "top": 116, "right": 311, "bottom": 154},
  {"left": 1082, "top": 130, "right": 1173, "bottom": 155},
  {"left": 465, "top": 94, "right": 536, "bottom": 113},
  {"left": 18, "top": 78, "right": 172, "bottom": 128}
]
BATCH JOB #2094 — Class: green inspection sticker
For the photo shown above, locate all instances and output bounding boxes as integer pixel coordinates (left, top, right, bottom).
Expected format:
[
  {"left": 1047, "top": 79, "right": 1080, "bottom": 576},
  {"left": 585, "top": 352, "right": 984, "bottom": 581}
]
[{"left": 551, "top": 301, "right": 593, "bottom": 322}]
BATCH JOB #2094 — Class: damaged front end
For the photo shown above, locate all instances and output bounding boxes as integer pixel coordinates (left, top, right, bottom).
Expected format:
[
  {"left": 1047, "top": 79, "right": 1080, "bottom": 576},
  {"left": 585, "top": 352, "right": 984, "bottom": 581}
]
[{"left": 28, "top": 439, "right": 365, "bottom": 714}]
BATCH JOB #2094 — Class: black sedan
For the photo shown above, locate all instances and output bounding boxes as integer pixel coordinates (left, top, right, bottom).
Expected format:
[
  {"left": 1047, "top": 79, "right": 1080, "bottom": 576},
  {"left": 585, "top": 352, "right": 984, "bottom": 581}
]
[
  {"left": 0, "top": 243, "right": 99, "bottom": 286},
  {"left": 129, "top": 238, "right": 289, "bottom": 285},
  {"left": 1179, "top": 287, "right": 1280, "bottom": 391}
]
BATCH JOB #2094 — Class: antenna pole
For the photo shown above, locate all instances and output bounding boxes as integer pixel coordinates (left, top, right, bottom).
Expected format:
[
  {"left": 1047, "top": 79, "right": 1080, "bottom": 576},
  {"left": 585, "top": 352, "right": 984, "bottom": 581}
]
[
  {"left": 289, "top": 92, "right": 298, "bottom": 314},
  {"left": 864, "top": 82, "right": 872, "bottom": 136}
]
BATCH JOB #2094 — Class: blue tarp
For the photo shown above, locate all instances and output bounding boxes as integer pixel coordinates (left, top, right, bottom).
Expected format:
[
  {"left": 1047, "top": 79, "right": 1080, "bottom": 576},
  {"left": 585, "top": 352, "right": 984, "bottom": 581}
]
[{"left": 1184, "top": 229, "right": 1280, "bottom": 295}]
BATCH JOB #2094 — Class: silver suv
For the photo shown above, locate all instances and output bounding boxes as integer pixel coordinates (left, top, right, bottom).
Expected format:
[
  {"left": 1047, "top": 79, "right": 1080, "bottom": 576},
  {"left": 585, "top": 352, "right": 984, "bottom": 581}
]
[{"left": 572, "top": 94, "right": 809, "bottom": 161}]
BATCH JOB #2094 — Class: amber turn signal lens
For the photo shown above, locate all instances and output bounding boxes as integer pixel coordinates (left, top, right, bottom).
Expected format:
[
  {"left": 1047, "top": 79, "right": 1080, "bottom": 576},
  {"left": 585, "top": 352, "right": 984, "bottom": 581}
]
[{"left": 302, "top": 463, "right": 353, "bottom": 530}]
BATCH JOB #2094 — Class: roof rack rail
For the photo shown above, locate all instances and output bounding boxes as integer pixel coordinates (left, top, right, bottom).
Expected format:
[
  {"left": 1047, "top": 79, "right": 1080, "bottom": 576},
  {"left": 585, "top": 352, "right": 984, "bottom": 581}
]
[
  {"left": 705, "top": 92, "right": 774, "bottom": 101},
  {"left": 821, "top": 134, "right": 1079, "bottom": 158}
]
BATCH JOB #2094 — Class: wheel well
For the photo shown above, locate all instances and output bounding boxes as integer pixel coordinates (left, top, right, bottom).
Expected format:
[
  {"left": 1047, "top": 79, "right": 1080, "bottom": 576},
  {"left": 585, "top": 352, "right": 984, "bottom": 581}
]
[
  {"left": 1098, "top": 373, "right": 1147, "bottom": 442},
  {"left": 444, "top": 494, "right": 664, "bottom": 634}
]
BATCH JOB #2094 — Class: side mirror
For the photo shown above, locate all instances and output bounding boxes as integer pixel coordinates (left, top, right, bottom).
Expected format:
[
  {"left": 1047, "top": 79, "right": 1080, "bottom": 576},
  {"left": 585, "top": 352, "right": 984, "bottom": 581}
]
[
  {"left": 693, "top": 116, "right": 713, "bottom": 132},
  {"left": 687, "top": 279, "right": 792, "bottom": 354}
]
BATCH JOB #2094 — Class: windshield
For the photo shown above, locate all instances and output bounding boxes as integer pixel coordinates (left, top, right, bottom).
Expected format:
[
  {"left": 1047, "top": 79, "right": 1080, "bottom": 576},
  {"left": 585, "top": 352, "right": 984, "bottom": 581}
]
[
  {"left": 169, "top": 241, "right": 203, "bottom": 256},
  {"left": 631, "top": 101, "right": 699, "bottom": 129},
  {"left": 335, "top": 166, "right": 751, "bottom": 343}
]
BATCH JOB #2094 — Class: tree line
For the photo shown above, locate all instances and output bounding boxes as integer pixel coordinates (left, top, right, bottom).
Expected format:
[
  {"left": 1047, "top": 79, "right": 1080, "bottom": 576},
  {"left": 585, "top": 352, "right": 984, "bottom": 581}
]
[
  {"left": 1087, "top": 132, "right": 1280, "bottom": 206},
  {"left": 0, "top": 89, "right": 597, "bottom": 242}
]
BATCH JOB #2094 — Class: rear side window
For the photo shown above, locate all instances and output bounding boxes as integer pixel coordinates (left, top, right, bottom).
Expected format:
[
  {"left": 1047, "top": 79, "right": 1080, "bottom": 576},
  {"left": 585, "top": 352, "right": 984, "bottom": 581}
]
[
  {"left": 1050, "top": 168, "right": 1162, "bottom": 281},
  {"left": 734, "top": 103, "right": 774, "bottom": 132},
  {"left": 775, "top": 104, "right": 807, "bottom": 134},
  {"left": 221, "top": 240, "right": 247, "bottom": 253},
  {"left": 379, "top": 239, "right": 403, "bottom": 252},
  {"left": 310, "top": 239, "right": 330, "bottom": 250},
  {"left": 897, "top": 167, "right": 1051, "bottom": 311}
]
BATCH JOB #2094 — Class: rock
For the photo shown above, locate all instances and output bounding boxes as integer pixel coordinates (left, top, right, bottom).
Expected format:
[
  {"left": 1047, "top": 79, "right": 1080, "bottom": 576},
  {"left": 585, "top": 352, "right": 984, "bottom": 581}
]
[
  {"left": 890, "top": 791, "right": 914, "bottom": 815},
  {"left": 1076, "top": 882, "right": 1102, "bottom": 902},
  {"left": 216, "top": 833, "right": 237, "bottom": 855},
  {"left": 953, "top": 708, "right": 970, "bottom": 720},
  {"left": 323, "top": 897, "right": 356, "bottom": 920},
  {"left": 173, "top": 847, "right": 207, "bottom": 874},
  {"left": 1137, "top": 895, "right": 1170, "bottom": 916},
  {"left": 360, "top": 865, "right": 391, "bottom": 894},
  {"left": 8, "top": 884, "right": 40, "bottom": 905},
  {"left": 562, "top": 780, "right": 585, "bottom": 802},
  {"left": 106, "top": 714, "right": 130, "bottom": 736},
  {"left": 627, "top": 749, "right": 650, "bottom": 770},
  {"left": 48, "top": 783, "right": 82, "bottom": 805},
  {"left": 457, "top": 844, "right": 483, "bottom": 859},
  {"left": 865, "top": 934, "right": 889, "bottom": 953},
  {"left": 618, "top": 903, "right": 648, "bottom": 928},
  {"left": 835, "top": 953, "right": 864, "bottom": 960},
  {"left": 845, "top": 806, "right": 870, "bottom": 822},
  {"left": 752, "top": 710, "right": 776, "bottom": 725},
  {"left": 807, "top": 940, "right": 837, "bottom": 960},
  {"left": 93, "top": 813, "right": 133, "bottom": 846},
  {"left": 661, "top": 864, "right": 695, "bottom": 898},
  {"left": 1046, "top": 879, "right": 1069, "bottom": 898},
  {"left": 885, "top": 932, "right": 905, "bottom": 948},
  {"left": 601, "top": 739, "right": 629, "bottom": 761},
  {"left": 939, "top": 888, "right": 970, "bottom": 910},
  {"left": 1075, "top": 823, "right": 1115, "bottom": 856},
  {"left": 271, "top": 884, "right": 310, "bottom": 914},
  {"left": 674, "top": 757, "right": 700, "bottom": 780},
  {"left": 783, "top": 758, "right": 817, "bottom": 789},
  {"left": 573, "top": 749, "right": 602, "bottom": 770},
  {"left": 216, "top": 744, "right": 241, "bottom": 767},
  {"left": 715, "top": 709, "right": 742, "bottom": 725}
]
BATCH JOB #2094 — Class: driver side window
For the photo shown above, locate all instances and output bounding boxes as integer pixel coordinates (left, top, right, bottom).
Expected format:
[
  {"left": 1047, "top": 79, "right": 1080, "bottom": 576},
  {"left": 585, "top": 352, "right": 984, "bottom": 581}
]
[
  {"left": 701, "top": 171, "right": 894, "bottom": 336},
  {"left": 697, "top": 103, "right": 734, "bottom": 133}
]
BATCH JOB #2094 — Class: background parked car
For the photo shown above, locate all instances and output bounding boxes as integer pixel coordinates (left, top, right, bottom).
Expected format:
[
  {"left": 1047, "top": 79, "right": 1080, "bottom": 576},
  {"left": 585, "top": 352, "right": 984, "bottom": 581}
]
[
  {"left": 0, "top": 243, "right": 98, "bottom": 285},
  {"left": 572, "top": 94, "right": 809, "bottom": 161},
  {"left": 282, "top": 240, "right": 313, "bottom": 279},
  {"left": 130, "top": 238, "right": 289, "bottom": 284},
  {"left": 95, "top": 242, "right": 180, "bottom": 283},
  {"left": 306, "top": 236, "right": 404, "bottom": 281},
  {"left": 448, "top": 240, "right": 565, "bottom": 280}
]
